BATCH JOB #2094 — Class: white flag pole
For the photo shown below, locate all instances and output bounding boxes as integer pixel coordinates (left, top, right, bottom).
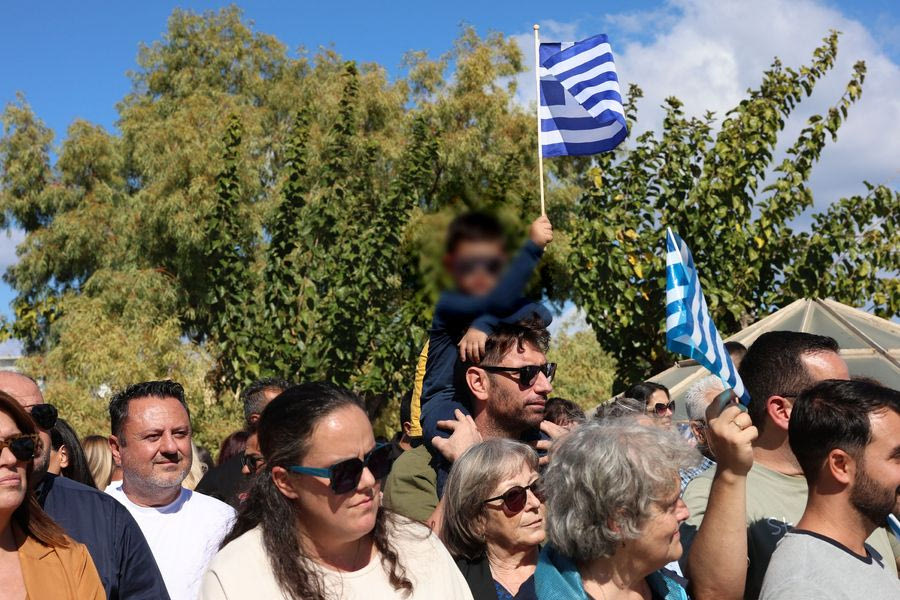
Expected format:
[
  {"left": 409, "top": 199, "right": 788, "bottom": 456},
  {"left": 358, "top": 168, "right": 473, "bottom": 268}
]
[{"left": 533, "top": 24, "right": 546, "bottom": 216}]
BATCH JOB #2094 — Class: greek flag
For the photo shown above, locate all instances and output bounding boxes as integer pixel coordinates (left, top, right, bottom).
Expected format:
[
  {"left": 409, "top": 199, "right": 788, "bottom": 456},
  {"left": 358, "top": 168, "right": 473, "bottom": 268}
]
[
  {"left": 539, "top": 34, "right": 627, "bottom": 157},
  {"left": 665, "top": 228, "right": 750, "bottom": 405}
]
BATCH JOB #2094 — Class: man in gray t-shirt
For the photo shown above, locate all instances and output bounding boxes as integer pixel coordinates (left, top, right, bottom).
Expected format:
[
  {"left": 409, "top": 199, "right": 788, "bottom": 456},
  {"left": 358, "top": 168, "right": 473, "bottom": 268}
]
[
  {"left": 760, "top": 531, "right": 900, "bottom": 600},
  {"left": 759, "top": 379, "right": 900, "bottom": 600}
]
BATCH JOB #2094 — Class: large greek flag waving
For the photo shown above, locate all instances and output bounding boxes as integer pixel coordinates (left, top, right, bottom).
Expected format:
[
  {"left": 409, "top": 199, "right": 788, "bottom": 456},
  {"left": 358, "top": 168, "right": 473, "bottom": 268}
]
[
  {"left": 539, "top": 34, "right": 627, "bottom": 157},
  {"left": 665, "top": 228, "right": 750, "bottom": 405}
]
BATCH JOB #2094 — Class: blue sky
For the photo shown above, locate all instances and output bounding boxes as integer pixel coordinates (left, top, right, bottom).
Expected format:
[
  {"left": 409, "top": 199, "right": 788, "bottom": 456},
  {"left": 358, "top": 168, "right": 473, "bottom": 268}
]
[{"left": 1, "top": 0, "right": 899, "bottom": 353}]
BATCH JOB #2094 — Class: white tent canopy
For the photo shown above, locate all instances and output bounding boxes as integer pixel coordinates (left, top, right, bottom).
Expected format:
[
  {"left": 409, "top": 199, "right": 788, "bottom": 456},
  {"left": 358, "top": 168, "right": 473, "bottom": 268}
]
[{"left": 650, "top": 298, "right": 900, "bottom": 421}]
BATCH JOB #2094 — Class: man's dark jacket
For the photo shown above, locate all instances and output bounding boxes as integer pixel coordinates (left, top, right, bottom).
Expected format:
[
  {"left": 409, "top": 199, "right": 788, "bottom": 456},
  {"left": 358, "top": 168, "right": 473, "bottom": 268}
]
[{"left": 37, "top": 473, "right": 170, "bottom": 599}]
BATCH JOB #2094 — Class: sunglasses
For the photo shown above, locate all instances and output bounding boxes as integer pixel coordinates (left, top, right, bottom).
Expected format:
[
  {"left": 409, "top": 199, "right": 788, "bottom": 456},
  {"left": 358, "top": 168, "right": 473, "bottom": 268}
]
[
  {"left": 240, "top": 452, "right": 265, "bottom": 472},
  {"left": 483, "top": 481, "right": 544, "bottom": 514},
  {"left": 481, "top": 363, "right": 557, "bottom": 387},
  {"left": 453, "top": 257, "right": 504, "bottom": 276},
  {"left": 287, "top": 443, "right": 392, "bottom": 494},
  {"left": 649, "top": 401, "right": 675, "bottom": 417},
  {"left": 0, "top": 433, "right": 40, "bottom": 461},
  {"left": 25, "top": 404, "right": 58, "bottom": 430}
]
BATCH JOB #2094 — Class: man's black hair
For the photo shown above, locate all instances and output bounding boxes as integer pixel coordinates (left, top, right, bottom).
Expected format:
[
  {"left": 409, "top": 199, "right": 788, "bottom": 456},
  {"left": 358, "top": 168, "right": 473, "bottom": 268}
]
[
  {"left": 481, "top": 317, "right": 551, "bottom": 366},
  {"left": 241, "top": 377, "right": 291, "bottom": 429},
  {"left": 790, "top": 379, "right": 900, "bottom": 485},
  {"left": 739, "top": 331, "right": 840, "bottom": 430},
  {"left": 109, "top": 380, "right": 189, "bottom": 438},
  {"left": 445, "top": 212, "right": 505, "bottom": 254},
  {"left": 724, "top": 340, "right": 748, "bottom": 366}
]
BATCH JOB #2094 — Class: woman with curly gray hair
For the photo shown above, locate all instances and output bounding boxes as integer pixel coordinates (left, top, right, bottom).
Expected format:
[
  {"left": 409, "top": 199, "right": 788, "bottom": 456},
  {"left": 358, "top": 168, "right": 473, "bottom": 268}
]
[
  {"left": 535, "top": 418, "right": 700, "bottom": 600},
  {"left": 441, "top": 439, "right": 545, "bottom": 600}
]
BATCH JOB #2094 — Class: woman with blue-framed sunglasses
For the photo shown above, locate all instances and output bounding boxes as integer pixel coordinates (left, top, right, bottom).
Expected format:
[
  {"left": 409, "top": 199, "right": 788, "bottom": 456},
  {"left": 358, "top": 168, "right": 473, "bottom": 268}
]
[{"left": 201, "top": 383, "right": 473, "bottom": 600}]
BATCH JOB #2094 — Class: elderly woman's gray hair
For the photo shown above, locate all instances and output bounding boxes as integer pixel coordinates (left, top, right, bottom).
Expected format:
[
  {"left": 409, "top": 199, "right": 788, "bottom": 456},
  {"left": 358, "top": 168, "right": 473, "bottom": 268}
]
[
  {"left": 440, "top": 439, "right": 540, "bottom": 560},
  {"left": 543, "top": 418, "right": 700, "bottom": 561},
  {"left": 684, "top": 375, "right": 724, "bottom": 422},
  {"left": 593, "top": 396, "right": 645, "bottom": 420}
]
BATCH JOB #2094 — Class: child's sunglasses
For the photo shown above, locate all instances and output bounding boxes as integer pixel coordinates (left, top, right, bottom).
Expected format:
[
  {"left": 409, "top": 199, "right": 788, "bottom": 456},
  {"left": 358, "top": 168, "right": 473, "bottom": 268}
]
[
  {"left": 0, "top": 433, "right": 40, "bottom": 461},
  {"left": 453, "top": 257, "right": 504, "bottom": 276},
  {"left": 287, "top": 443, "right": 392, "bottom": 495},
  {"left": 483, "top": 481, "right": 544, "bottom": 514}
]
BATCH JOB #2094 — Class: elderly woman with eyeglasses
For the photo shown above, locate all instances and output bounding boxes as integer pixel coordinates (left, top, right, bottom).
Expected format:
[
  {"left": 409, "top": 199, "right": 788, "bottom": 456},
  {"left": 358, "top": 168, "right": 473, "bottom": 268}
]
[
  {"left": 536, "top": 418, "right": 699, "bottom": 600},
  {"left": 441, "top": 439, "right": 545, "bottom": 600},
  {"left": 0, "top": 391, "right": 105, "bottom": 599}
]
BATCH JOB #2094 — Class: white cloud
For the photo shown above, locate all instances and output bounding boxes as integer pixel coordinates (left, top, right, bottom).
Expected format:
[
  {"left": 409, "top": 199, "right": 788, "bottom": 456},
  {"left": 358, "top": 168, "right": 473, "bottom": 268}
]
[{"left": 516, "top": 0, "right": 900, "bottom": 215}]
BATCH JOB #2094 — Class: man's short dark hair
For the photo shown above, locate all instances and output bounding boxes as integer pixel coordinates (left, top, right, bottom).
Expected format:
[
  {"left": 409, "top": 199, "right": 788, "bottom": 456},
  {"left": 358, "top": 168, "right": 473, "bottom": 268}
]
[
  {"left": 724, "top": 341, "right": 747, "bottom": 367},
  {"left": 481, "top": 318, "right": 551, "bottom": 366},
  {"left": 790, "top": 379, "right": 900, "bottom": 485},
  {"left": 445, "top": 212, "right": 505, "bottom": 254},
  {"left": 109, "top": 380, "right": 189, "bottom": 438},
  {"left": 241, "top": 378, "right": 291, "bottom": 428},
  {"left": 739, "top": 331, "right": 840, "bottom": 430}
]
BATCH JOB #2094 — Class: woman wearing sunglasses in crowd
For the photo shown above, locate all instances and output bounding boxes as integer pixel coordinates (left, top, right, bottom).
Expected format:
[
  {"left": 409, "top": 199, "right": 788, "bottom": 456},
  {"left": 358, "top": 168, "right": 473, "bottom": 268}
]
[
  {"left": 0, "top": 391, "right": 105, "bottom": 599},
  {"left": 441, "top": 439, "right": 545, "bottom": 600},
  {"left": 201, "top": 383, "right": 472, "bottom": 599},
  {"left": 624, "top": 382, "right": 674, "bottom": 428}
]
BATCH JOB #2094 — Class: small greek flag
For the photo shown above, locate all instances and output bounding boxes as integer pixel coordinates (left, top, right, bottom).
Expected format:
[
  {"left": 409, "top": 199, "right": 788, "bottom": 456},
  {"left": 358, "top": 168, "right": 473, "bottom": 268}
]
[
  {"left": 665, "top": 228, "right": 750, "bottom": 405},
  {"left": 539, "top": 34, "right": 628, "bottom": 157}
]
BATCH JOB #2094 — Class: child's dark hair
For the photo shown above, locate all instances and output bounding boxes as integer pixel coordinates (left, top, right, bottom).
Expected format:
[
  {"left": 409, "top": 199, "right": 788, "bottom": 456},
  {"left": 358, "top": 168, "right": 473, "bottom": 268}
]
[{"left": 445, "top": 212, "right": 505, "bottom": 253}]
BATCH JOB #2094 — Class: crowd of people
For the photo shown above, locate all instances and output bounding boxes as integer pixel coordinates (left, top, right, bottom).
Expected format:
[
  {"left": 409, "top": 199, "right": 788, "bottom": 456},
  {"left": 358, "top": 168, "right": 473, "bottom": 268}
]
[{"left": 0, "top": 213, "right": 898, "bottom": 599}]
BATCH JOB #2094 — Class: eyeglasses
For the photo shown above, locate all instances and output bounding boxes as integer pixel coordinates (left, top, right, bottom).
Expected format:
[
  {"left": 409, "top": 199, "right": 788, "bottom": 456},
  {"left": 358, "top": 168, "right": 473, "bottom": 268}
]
[
  {"left": 0, "top": 433, "right": 40, "bottom": 461},
  {"left": 25, "top": 404, "right": 58, "bottom": 430},
  {"left": 483, "top": 481, "right": 544, "bottom": 514},
  {"left": 649, "top": 401, "right": 675, "bottom": 417},
  {"left": 480, "top": 363, "right": 557, "bottom": 387},
  {"left": 453, "top": 257, "right": 504, "bottom": 277},
  {"left": 240, "top": 452, "right": 265, "bottom": 472},
  {"left": 287, "top": 443, "right": 392, "bottom": 494}
]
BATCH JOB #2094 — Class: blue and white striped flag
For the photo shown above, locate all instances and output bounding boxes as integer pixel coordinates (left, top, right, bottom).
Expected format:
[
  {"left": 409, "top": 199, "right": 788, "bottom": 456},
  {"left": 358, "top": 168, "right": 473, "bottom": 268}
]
[
  {"left": 665, "top": 228, "right": 750, "bottom": 405},
  {"left": 539, "top": 34, "right": 627, "bottom": 157}
]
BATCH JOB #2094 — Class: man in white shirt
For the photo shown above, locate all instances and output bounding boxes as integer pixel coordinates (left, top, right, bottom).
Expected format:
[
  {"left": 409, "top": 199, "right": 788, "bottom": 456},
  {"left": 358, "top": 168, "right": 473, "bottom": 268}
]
[{"left": 107, "top": 380, "right": 235, "bottom": 600}]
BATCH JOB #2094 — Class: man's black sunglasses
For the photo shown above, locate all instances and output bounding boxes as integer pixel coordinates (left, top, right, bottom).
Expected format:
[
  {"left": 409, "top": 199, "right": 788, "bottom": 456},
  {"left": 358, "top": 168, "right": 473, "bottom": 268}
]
[
  {"left": 480, "top": 363, "right": 557, "bottom": 387},
  {"left": 26, "top": 404, "right": 58, "bottom": 430}
]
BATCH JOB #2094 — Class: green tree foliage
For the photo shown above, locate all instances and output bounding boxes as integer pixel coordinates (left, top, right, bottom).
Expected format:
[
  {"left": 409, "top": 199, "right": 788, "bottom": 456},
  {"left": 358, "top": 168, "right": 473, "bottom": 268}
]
[
  {"left": 569, "top": 31, "right": 898, "bottom": 390},
  {"left": 546, "top": 327, "right": 616, "bottom": 410},
  {"left": 0, "top": 10, "right": 895, "bottom": 444}
]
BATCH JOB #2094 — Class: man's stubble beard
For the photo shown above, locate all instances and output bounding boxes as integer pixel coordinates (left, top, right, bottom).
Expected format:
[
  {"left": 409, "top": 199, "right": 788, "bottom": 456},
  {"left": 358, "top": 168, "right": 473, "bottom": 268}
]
[{"left": 850, "top": 459, "right": 898, "bottom": 528}]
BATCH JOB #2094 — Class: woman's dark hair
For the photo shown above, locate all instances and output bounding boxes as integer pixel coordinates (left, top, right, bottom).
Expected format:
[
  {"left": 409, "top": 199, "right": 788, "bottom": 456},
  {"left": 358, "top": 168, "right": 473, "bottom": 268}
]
[
  {"left": 217, "top": 430, "right": 249, "bottom": 466},
  {"left": 50, "top": 418, "right": 96, "bottom": 488},
  {"left": 623, "top": 382, "right": 669, "bottom": 406},
  {"left": 0, "top": 392, "right": 70, "bottom": 547},
  {"left": 221, "top": 383, "right": 413, "bottom": 599}
]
